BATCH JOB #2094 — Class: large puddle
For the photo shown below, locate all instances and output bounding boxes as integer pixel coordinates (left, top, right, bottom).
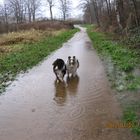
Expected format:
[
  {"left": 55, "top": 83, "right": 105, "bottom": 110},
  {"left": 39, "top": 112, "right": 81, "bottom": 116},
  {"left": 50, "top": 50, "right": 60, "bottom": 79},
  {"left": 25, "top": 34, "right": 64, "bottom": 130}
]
[{"left": 0, "top": 27, "right": 137, "bottom": 140}]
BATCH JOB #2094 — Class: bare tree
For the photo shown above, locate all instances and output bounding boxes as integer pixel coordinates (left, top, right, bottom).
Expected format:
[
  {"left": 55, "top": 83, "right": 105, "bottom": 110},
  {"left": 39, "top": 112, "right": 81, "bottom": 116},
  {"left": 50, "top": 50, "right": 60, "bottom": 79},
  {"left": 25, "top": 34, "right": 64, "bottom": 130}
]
[
  {"left": 0, "top": 4, "right": 7, "bottom": 32},
  {"left": 59, "top": 0, "right": 72, "bottom": 20},
  {"left": 5, "top": 0, "right": 41, "bottom": 23},
  {"left": 115, "top": 0, "right": 125, "bottom": 29},
  {"left": 30, "top": 0, "right": 41, "bottom": 22},
  {"left": 26, "top": 0, "right": 32, "bottom": 22},
  {"left": 0, "top": 4, "right": 9, "bottom": 24},
  {"left": 105, "top": 0, "right": 112, "bottom": 23},
  {"left": 131, "top": 0, "right": 139, "bottom": 26},
  {"left": 5, "top": 0, "right": 25, "bottom": 24},
  {"left": 46, "top": 0, "right": 55, "bottom": 20},
  {"left": 91, "top": 0, "right": 100, "bottom": 26},
  {"left": 79, "top": 0, "right": 93, "bottom": 23}
]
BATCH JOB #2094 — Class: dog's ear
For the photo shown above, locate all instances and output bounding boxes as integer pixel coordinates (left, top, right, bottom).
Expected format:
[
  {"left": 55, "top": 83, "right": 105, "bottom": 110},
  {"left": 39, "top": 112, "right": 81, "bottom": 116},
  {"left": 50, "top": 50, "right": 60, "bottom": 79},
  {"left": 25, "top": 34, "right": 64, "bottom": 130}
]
[
  {"left": 52, "top": 62, "right": 55, "bottom": 65},
  {"left": 68, "top": 56, "right": 71, "bottom": 59},
  {"left": 73, "top": 56, "right": 76, "bottom": 59},
  {"left": 52, "top": 59, "right": 57, "bottom": 65}
]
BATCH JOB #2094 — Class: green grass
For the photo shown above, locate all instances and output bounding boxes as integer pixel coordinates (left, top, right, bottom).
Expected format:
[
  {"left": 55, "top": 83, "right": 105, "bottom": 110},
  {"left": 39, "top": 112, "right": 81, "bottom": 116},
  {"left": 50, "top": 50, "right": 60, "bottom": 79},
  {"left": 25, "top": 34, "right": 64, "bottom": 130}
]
[
  {"left": 123, "top": 103, "right": 140, "bottom": 135},
  {"left": 86, "top": 25, "right": 139, "bottom": 72},
  {"left": 0, "top": 28, "right": 79, "bottom": 93}
]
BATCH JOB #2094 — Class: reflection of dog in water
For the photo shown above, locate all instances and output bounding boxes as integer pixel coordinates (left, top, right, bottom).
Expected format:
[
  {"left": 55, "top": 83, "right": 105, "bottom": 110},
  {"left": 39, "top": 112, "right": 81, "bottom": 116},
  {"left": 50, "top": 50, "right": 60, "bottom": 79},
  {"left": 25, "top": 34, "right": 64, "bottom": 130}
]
[
  {"left": 53, "top": 80, "right": 67, "bottom": 105},
  {"left": 66, "top": 75, "right": 79, "bottom": 94},
  {"left": 53, "top": 76, "right": 80, "bottom": 104}
]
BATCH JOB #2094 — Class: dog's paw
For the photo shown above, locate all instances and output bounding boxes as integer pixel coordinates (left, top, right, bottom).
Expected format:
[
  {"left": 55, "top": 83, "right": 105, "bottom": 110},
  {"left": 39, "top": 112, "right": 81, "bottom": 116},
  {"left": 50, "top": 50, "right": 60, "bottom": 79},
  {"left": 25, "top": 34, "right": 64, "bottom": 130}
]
[
  {"left": 60, "top": 79, "right": 64, "bottom": 82},
  {"left": 56, "top": 79, "right": 60, "bottom": 83}
]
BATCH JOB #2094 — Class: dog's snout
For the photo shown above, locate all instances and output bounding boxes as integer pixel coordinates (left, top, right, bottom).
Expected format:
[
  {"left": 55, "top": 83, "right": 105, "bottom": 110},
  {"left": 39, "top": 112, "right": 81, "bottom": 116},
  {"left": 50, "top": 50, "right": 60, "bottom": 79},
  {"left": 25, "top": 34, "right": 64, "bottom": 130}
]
[{"left": 69, "top": 59, "right": 74, "bottom": 65}]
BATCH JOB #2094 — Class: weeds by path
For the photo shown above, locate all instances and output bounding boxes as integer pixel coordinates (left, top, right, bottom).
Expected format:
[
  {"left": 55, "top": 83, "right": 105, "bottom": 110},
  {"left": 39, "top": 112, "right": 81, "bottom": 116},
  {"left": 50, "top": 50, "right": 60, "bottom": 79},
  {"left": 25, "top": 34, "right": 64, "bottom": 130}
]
[{"left": 86, "top": 24, "right": 140, "bottom": 91}]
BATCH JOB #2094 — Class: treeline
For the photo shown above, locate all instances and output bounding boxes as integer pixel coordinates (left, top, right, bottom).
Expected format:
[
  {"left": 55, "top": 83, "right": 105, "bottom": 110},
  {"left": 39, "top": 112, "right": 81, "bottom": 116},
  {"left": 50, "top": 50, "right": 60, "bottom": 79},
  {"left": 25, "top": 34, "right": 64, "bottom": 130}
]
[
  {"left": 0, "top": 0, "right": 72, "bottom": 33},
  {"left": 81, "top": 0, "right": 140, "bottom": 33},
  {"left": 0, "top": 0, "right": 41, "bottom": 24}
]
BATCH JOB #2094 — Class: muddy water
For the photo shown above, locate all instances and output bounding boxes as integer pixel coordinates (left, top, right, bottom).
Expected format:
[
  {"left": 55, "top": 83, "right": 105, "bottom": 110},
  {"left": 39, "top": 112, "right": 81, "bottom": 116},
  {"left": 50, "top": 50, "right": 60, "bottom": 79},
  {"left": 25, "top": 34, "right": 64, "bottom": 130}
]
[{"left": 0, "top": 26, "right": 137, "bottom": 140}]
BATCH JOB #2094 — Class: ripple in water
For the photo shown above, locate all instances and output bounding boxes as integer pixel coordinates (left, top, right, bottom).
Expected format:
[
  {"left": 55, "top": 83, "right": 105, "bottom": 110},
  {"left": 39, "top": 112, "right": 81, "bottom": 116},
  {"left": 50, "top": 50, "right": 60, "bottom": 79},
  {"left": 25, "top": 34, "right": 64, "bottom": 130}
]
[
  {"left": 78, "top": 87, "right": 105, "bottom": 104},
  {"left": 64, "top": 105, "right": 86, "bottom": 121}
]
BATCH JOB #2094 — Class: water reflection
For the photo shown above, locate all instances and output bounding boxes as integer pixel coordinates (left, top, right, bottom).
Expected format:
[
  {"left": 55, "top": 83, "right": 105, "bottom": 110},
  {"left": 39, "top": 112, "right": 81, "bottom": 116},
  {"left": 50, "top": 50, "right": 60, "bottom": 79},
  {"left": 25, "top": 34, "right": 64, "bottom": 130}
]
[
  {"left": 66, "top": 75, "right": 80, "bottom": 95},
  {"left": 53, "top": 80, "right": 67, "bottom": 105},
  {"left": 53, "top": 75, "right": 80, "bottom": 105}
]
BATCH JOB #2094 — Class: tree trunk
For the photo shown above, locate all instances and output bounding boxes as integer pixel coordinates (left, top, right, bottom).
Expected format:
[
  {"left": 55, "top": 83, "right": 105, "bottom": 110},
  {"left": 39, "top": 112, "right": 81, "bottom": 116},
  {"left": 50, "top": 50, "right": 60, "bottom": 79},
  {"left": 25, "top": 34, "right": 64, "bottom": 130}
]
[
  {"left": 92, "top": 0, "right": 100, "bottom": 27},
  {"left": 116, "top": 0, "right": 125, "bottom": 28},
  {"left": 50, "top": 6, "right": 53, "bottom": 20},
  {"left": 33, "top": 13, "right": 35, "bottom": 21},
  {"left": 105, "top": 0, "right": 110, "bottom": 18},
  {"left": 106, "top": 0, "right": 112, "bottom": 24},
  {"left": 108, "top": 0, "right": 112, "bottom": 24},
  {"left": 4, "top": 4, "right": 9, "bottom": 33},
  {"left": 132, "top": 0, "right": 139, "bottom": 26},
  {"left": 27, "top": 3, "right": 31, "bottom": 22},
  {"left": 32, "top": 1, "right": 36, "bottom": 22},
  {"left": 63, "top": 12, "right": 66, "bottom": 21}
]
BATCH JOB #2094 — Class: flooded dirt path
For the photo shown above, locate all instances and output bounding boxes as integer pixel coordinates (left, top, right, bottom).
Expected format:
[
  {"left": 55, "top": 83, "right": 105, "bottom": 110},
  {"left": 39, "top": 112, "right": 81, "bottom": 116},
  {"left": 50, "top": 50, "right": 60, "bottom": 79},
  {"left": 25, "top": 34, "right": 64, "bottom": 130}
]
[{"left": 0, "top": 26, "right": 137, "bottom": 140}]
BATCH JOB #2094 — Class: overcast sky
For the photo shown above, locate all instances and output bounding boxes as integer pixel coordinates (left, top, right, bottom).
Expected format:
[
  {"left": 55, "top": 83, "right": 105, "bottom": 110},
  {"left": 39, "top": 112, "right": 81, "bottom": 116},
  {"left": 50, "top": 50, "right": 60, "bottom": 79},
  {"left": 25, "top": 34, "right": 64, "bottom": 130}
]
[
  {"left": 0, "top": 0, "right": 3, "bottom": 4},
  {"left": 0, "top": 0, "right": 83, "bottom": 19},
  {"left": 42, "top": 0, "right": 83, "bottom": 19}
]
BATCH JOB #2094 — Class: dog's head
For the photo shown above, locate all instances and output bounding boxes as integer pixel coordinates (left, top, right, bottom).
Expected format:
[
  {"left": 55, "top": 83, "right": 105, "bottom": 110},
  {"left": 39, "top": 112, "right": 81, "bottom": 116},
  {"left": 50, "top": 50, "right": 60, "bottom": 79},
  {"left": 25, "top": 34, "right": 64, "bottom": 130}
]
[
  {"left": 52, "top": 59, "right": 59, "bottom": 66},
  {"left": 67, "top": 56, "right": 76, "bottom": 67},
  {"left": 52, "top": 58, "right": 65, "bottom": 69}
]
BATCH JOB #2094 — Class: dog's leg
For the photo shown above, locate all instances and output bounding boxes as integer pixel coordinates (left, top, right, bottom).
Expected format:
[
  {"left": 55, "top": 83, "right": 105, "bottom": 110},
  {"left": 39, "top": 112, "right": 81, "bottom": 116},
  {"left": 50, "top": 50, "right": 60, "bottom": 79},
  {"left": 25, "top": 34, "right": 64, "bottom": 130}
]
[
  {"left": 54, "top": 72, "right": 60, "bottom": 83},
  {"left": 56, "top": 76, "right": 60, "bottom": 83},
  {"left": 73, "top": 73, "right": 76, "bottom": 77},
  {"left": 72, "top": 69, "right": 77, "bottom": 77},
  {"left": 58, "top": 76, "right": 63, "bottom": 82},
  {"left": 57, "top": 74, "right": 63, "bottom": 82},
  {"left": 72, "top": 72, "right": 76, "bottom": 77},
  {"left": 55, "top": 73, "right": 59, "bottom": 80},
  {"left": 67, "top": 72, "right": 70, "bottom": 78}
]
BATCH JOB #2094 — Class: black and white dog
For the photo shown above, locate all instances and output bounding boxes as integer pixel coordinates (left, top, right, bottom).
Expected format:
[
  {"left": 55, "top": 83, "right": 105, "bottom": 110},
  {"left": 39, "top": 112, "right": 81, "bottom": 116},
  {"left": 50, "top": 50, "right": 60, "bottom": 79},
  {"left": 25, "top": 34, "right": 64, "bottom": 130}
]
[
  {"left": 66, "top": 56, "right": 79, "bottom": 77},
  {"left": 52, "top": 58, "right": 66, "bottom": 82}
]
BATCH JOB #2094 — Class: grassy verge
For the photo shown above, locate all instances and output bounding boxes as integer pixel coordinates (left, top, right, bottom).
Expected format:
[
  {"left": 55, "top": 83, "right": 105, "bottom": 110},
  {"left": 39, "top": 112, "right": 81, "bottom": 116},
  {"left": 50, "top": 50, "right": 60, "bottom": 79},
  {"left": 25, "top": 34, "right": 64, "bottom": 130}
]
[
  {"left": 123, "top": 101, "right": 140, "bottom": 135},
  {"left": 0, "top": 28, "right": 79, "bottom": 93},
  {"left": 86, "top": 24, "right": 140, "bottom": 91},
  {"left": 86, "top": 24, "right": 140, "bottom": 136}
]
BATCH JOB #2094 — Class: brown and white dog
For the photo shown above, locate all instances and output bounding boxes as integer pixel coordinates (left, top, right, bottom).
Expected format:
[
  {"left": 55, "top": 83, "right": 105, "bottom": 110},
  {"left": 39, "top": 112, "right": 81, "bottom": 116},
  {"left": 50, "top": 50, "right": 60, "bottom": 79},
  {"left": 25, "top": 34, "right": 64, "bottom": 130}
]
[
  {"left": 66, "top": 56, "right": 79, "bottom": 77},
  {"left": 52, "top": 58, "right": 66, "bottom": 82}
]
